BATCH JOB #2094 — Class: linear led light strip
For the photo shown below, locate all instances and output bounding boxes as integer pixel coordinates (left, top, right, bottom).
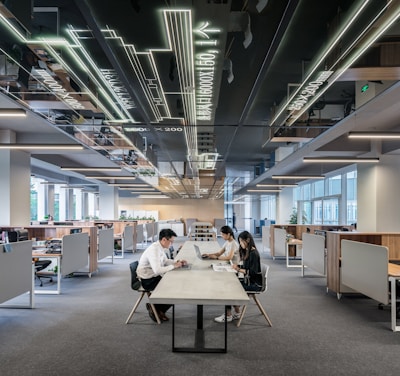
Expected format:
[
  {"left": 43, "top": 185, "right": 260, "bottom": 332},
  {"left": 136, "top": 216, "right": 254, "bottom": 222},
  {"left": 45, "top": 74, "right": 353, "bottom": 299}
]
[
  {"left": 113, "top": 35, "right": 166, "bottom": 122},
  {"left": 348, "top": 132, "right": 400, "bottom": 138},
  {"left": 0, "top": 15, "right": 128, "bottom": 122},
  {"left": 287, "top": 1, "right": 400, "bottom": 126},
  {"left": 165, "top": 10, "right": 197, "bottom": 157},
  {"left": 285, "top": 0, "right": 399, "bottom": 126},
  {"left": 247, "top": 189, "right": 281, "bottom": 192},
  {"left": 67, "top": 29, "right": 134, "bottom": 121},
  {"left": 303, "top": 157, "right": 379, "bottom": 163},
  {"left": 36, "top": 40, "right": 116, "bottom": 120},
  {"left": 58, "top": 31, "right": 134, "bottom": 122},
  {"left": 164, "top": 10, "right": 197, "bottom": 125},
  {"left": 257, "top": 184, "right": 298, "bottom": 187},
  {"left": 164, "top": 10, "right": 198, "bottom": 165},
  {"left": 270, "top": 0, "right": 372, "bottom": 126}
]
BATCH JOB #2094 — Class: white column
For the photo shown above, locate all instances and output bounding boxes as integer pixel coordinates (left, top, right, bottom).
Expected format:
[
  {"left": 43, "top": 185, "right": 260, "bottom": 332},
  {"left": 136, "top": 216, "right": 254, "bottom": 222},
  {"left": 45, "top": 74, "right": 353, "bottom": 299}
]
[
  {"left": 59, "top": 188, "right": 67, "bottom": 221},
  {"left": 0, "top": 149, "right": 31, "bottom": 226},
  {"left": 67, "top": 189, "right": 74, "bottom": 220},
  {"left": 47, "top": 184, "right": 55, "bottom": 219},
  {"left": 357, "top": 155, "right": 400, "bottom": 231},
  {"left": 99, "top": 184, "right": 119, "bottom": 220}
]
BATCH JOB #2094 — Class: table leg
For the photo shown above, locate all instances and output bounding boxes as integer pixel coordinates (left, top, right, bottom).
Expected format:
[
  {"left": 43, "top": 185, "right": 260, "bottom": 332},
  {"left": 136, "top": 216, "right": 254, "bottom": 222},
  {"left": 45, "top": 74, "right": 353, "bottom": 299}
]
[
  {"left": 390, "top": 277, "right": 400, "bottom": 332},
  {"left": 172, "top": 305, "right": 228, "bottom": 353}
]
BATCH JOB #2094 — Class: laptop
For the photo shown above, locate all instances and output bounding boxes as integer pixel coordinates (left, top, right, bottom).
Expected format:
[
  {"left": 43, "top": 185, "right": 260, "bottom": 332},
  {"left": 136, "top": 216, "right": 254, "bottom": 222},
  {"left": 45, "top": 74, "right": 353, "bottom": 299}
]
[{"left": 194, "top": 244, "right": 212, "bottom": 260}]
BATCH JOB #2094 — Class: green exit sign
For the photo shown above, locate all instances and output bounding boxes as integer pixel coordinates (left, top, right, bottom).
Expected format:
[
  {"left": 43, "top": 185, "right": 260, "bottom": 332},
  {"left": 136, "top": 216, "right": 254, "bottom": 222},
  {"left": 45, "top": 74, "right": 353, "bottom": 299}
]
[{"left": 361, "top": 84, "right": 369, "bottom": 93}]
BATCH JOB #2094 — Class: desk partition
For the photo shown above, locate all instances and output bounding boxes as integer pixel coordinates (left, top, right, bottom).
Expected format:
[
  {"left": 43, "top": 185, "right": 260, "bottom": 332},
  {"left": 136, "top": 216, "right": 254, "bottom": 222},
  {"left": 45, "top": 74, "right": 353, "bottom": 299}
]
[
  {"left": 273, "top": 228, "right": 287, "bottom": 258},
  {"left": 0, "top": 241, "right": 34, "bottom": 308},
  {"left": 341, "top": 239, "right": 400, "bottom": 332},
  {"left": 98, "top": 228, "right": 114, "bottom": 262},
  {"left": 62, "top": 233, "right": 90, "bottom": 276},
  {"left": 301, "top": 233, "right": 326, "bottom": 277}
]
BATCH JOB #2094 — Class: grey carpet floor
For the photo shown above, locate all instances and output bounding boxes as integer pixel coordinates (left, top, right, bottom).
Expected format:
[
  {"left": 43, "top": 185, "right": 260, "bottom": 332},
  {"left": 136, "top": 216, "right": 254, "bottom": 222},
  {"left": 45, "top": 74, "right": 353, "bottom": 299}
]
[{"left": 1, "top": 238, "right": 400, "bottom": 376}]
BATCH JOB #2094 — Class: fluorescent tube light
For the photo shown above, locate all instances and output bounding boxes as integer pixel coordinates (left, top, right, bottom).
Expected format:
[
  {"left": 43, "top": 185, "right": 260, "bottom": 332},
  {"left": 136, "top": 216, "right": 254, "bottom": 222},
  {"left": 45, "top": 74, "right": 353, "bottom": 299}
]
[
  {"left": 108, "top": 183, "right": 152, "bottom": 187},
  {"left": 303, "top": 157, "right": 379, "bottom": 163},
  {"left": 0, "top": 108, "right": 26, "bottom": 117},
  {"left": 86, "top": 176, "right": 136, "bottom": 180},
  {"left": 0, "top": 144, "right": 84, "bottom": 150},
  {"left": 272, "top": 175, "right": 324, "bottom": 180},
  {"left": 256, "top": 184, "right": 298, "bottom": 188},
  {"left": 247, "top": 189, "right": 281, "bottom": 193},
  {"left": 348, "top": 132, "right": 400, "bottom": 139},
  {"left": 61, "top": 167, "right": 121, "bottom": 171}
]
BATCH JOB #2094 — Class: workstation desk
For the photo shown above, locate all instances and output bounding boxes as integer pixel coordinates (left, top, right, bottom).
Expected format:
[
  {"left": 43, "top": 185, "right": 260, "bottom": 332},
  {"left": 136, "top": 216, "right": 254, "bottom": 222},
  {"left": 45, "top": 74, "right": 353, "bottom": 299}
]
[
  {"left": 150, "top": 240, "right": 249, "bottom": 353},
  {"left": 32, "top": 233, "right": 89, "bottom": 294}
]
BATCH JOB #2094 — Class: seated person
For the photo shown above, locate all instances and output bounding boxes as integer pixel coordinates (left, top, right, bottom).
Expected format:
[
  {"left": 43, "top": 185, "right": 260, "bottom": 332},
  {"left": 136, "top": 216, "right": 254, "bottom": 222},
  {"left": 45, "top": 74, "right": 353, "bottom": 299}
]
[
  {"left": 202, "top": 225, "right": 239, "bottom": 263},
  {"left": 136, "top": 229, "right": 187, "bottom": 322},
  {"left": 214, "top": 230, "right": 262, "bottom": 323}
]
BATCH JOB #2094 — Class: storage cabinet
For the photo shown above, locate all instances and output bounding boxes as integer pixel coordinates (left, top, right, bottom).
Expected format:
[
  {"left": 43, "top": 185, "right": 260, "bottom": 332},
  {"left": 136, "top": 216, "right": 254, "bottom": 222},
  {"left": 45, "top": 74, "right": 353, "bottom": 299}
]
[{"left": 189, "top": 222, "right": 215, "bottom": 241}]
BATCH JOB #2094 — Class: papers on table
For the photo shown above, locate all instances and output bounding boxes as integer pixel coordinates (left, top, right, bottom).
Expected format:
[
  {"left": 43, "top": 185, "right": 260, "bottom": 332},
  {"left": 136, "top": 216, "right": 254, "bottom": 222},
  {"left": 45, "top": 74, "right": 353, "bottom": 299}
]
[{"left": 211, "top": 262, "right": 236, "bottom": 272}]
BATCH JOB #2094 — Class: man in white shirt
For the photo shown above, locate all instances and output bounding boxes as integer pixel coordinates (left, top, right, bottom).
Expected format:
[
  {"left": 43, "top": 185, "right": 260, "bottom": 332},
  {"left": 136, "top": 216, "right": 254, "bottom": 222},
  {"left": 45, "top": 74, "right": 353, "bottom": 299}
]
[{"left": 137, "top": 229, "right": 187, "bottom": 322}]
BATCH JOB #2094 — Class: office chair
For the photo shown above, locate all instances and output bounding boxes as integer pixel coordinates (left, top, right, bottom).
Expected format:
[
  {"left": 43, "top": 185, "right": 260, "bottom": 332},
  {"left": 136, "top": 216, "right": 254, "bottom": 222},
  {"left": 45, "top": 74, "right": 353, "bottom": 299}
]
[
  {"left": 236, "top": 263, "right": 273, "bottom": 328},
  {"left": 34, "top": 259, "right": 53, "bottom": 286},
  {"left": 125, "top": 261, "right": 161, "bottom": 325}
]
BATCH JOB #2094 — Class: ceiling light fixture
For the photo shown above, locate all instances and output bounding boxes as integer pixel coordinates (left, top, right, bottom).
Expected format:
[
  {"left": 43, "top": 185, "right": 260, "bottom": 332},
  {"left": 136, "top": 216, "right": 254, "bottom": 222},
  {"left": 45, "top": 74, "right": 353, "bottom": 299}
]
[
  {"left": 0, "top": 144, "right": 84, "bottom": 150},
  {"left": 303, "top": 157, "right": 379, "bottom": 163},
  {"left": 61, "top": 167, "right": 121, "bottom": 171},
  {"left": 247, "top": 189, "right": 281, "bottom": 193},
  {"left": 0, "top": 108, "right": 27, "bottom": 117},
  {"left": 348, "top": 132, "right": 400, "bottom": 139},
  {"left": 86, "top": 176, "right": 136, "bottom": 180},
  {"left": 256, "top": 184, "right": 298, "bottom": 188},
  {"left": 136, "top": 195, "right": 169, "bottom": 199},
  {"left": 272, "top": 175, "right": 324, "bottom": 180},
  {"left": 108, "top": 183, "right": 153, "bottom": 187}
]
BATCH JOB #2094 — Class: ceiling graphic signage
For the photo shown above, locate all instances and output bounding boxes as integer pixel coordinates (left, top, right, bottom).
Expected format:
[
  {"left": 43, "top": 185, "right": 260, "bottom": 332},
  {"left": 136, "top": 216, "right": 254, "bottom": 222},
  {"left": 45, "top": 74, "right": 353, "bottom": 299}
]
[
  {"left": 194, "top": 21, "right": 222, "bottom": 123},
  {"left": 287, "top": 70, "right": 333, "bottom": 112},
  {"left": 99, "top": 69, "right": 136, "bottom": 111}
]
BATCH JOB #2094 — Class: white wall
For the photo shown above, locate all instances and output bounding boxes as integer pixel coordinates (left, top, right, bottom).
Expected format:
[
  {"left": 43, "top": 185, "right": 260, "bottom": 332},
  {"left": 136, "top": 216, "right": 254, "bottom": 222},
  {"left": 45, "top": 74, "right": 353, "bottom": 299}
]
[{"left": 118, "top": 197, "right": 223, "bottom": 223}]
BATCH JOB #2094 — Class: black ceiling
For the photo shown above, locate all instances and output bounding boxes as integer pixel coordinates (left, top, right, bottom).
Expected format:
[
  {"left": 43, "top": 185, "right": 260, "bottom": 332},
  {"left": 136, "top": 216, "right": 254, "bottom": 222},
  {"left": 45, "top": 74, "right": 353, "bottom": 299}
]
[{"left": 1, "top": 0, "right": 400, "bottom": 198}]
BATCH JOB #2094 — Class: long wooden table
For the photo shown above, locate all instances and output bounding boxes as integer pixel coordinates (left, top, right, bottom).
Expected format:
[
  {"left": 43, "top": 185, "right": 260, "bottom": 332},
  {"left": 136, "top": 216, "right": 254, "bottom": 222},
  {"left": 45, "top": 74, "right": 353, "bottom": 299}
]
[{"left": 149, "top": 240, "right": 249, "bottom": 353}]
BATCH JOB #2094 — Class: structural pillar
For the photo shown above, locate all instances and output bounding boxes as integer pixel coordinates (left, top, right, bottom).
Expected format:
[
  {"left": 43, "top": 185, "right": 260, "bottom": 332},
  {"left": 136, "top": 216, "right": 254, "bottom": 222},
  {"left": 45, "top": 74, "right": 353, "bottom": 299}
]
[
  {"left": 357, "top": 155, "right": 400, "bottom": 231},
  {"left": 99, "top": 184, "right": 119, "bottom": 220},
  {"left": 0, "top": 149, "right": 31, "bottom": 226}
]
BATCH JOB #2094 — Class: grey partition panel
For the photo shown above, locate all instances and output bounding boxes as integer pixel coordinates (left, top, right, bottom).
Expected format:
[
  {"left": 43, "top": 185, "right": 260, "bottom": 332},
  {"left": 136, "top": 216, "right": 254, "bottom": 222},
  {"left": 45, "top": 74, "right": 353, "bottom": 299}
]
[
  {"left": 0, "top": 241, "right": 32, "bottom": 304},
  {"left": 123, "top": 225, "right": 134, "bottom": 251},
  {"left": 145, "top": 222, "right": 155, "bottom": 241},
  {"left": 62, "top": 233, "right": 89, "bottom": 276},
  {"left": 341, "top": 240, "right": 389, "bottom": 305},
  {"left": 136, "top": 224, "right": 144, "bottom": 244},
  {"left": 302, "top": 233, "right": 326, "bottom": 275},
  {"left": 98, "top": 228, "right": 114, "bottom": 260},
  {"left": 274, "top": 228, "right": 287, "bottom": 257}
]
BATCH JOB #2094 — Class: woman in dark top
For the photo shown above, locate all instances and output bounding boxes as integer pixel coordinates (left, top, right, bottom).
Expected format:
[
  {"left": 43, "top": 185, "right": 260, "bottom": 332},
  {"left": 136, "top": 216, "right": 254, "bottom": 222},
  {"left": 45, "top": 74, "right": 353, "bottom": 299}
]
[
  {"left": 236, "top": 230, "right": 262, "bottom": 291},
  {"left": 214, "top": 230, "right": 262, "bottom": 323}
]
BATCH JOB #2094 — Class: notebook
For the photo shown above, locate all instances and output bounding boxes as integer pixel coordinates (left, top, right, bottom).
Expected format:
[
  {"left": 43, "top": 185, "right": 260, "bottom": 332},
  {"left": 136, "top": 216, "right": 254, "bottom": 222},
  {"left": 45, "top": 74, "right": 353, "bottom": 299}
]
[{"left": 194, "top": 244, "right": 211, "bottom": 260}]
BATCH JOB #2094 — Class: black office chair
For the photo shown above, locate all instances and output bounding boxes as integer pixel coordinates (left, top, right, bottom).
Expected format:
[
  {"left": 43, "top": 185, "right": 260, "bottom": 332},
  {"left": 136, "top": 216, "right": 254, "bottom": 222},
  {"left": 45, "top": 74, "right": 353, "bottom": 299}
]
[
  {"left": 236, "top": 263, "right": 273, "bottom": 328},
  {"left": 34, "top": 259, "right": 53, "bottom": 286},
  {"left": 125, "top": 261, "right": 160, "bottom": 324}
]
